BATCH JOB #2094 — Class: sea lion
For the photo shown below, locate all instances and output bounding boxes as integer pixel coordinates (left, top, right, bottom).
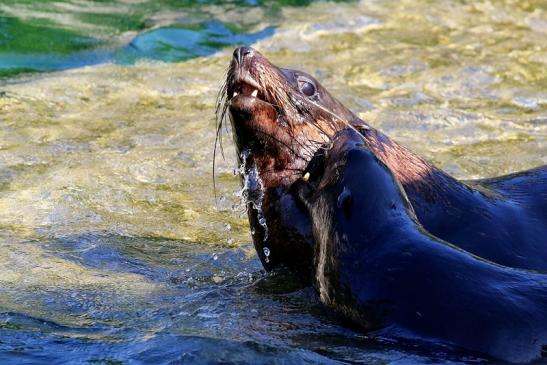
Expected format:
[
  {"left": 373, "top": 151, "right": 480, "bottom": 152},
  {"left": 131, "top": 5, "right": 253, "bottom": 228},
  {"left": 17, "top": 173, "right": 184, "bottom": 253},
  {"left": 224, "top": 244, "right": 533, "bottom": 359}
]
[
  {"left": 217, "top": 46, "right": 355, "bottom": 271},
  {"left": 216, "top": 46, "right": 547, "bottom": 272},
  {"left": 294, "top": 127, "right": 547, "bottom": 363}
]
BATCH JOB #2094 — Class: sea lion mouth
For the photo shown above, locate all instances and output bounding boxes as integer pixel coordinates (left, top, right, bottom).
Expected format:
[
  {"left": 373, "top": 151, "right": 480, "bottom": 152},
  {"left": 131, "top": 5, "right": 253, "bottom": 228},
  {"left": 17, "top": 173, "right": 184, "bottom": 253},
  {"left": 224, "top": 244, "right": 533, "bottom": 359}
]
[
  {"left": 228, "top": 78, "right": 264, "bottom": 101},
  {"left": 225, "top": 47, "right": 274, "bottom": 114},
  {"left": 227, "top": 75, "right": 276, "bottom": 138}
]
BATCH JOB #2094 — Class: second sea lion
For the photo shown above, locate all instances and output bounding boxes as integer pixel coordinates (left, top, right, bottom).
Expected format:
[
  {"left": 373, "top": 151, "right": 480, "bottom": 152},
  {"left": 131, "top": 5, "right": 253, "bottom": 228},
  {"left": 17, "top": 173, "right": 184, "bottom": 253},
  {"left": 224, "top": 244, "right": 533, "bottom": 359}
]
[{"left": 294, "top": 127, "right": 547, "bottom": 363}]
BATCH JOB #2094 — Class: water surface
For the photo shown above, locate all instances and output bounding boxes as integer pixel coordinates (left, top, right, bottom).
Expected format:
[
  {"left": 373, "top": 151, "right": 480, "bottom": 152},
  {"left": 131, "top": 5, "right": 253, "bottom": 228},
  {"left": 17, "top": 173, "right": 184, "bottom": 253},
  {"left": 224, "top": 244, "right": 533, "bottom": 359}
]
[{"left": 0, "top": 0, "right": 546, "bottom": 363}]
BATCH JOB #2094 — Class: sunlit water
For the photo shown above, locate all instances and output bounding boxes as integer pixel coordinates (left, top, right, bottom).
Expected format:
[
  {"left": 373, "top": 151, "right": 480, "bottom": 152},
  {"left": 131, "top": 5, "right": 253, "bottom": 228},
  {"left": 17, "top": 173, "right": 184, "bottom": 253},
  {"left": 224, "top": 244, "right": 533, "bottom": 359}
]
[{"left": 0, "top": 0, "right": 546, "bottom": 363}]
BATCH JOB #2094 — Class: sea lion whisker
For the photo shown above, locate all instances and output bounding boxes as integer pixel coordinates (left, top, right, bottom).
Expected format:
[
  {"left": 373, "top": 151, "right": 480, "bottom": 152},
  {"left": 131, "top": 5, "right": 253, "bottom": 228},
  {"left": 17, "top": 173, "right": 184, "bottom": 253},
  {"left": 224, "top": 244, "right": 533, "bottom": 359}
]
[
  {"left": 212, "top": 129, "right": 223, "bottom": 199},
  {"left": 213, "top": 75, "right": 234, "bottom": 199},
  {"left": 300, "top": 119, "right": 335, "bottom": 145},
  {"left": 286, "top": 128, "right": 319, "bottom": 158},
  {"left": 307, "top": 101, "right": 364, "bottom": 139},
  {"left": 279, "top": 98, "right": 337, "bottom": 140},
  {"left": 291, "top": 92, "right": 358, "bottom": 135},
  {"left": 214, "top": 80, "right": 230, "bottom": 153},
  {"left": 258, "top": 167, "right": 306, "bottom": 174}
]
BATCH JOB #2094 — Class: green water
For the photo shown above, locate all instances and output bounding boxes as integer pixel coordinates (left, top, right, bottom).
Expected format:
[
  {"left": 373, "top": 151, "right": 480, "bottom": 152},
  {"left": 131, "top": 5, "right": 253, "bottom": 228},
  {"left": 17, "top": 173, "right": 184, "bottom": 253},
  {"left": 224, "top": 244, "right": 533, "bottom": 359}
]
[
  {"left": 0, "top": 0, "right": 280, "bottom": 77},
  {"left": 0, "top": 0, "right": 546, "bottom": 363}
]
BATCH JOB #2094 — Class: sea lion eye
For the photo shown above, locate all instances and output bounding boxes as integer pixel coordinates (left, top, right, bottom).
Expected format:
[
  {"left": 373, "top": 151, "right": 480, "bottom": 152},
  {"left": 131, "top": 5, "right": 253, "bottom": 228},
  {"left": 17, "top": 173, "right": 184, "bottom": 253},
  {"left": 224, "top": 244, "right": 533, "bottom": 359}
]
[{"left": 298, "top": 79, "right": 316, "bottom": 97}]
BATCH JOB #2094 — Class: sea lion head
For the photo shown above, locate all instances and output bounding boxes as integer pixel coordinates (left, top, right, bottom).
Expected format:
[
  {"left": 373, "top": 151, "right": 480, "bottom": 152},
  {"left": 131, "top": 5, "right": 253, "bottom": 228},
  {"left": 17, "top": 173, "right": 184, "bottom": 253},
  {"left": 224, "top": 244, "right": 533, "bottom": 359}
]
[
  {"left": 218, "top": 46, "right": 357, "bottom": 188},
  {"left": 216, "top": 46, "right": 357, "bottom": 271}
]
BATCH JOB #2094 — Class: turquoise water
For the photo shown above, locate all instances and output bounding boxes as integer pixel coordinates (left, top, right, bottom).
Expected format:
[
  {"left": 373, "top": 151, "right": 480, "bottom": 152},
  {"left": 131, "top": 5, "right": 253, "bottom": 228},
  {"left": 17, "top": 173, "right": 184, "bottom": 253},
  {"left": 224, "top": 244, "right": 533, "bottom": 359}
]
[
  {"left": 0, "top": 0, "right": 332, "bottom": 77},
  {"left": 0, "top": 0, "right": 545, "bottom": 364}
]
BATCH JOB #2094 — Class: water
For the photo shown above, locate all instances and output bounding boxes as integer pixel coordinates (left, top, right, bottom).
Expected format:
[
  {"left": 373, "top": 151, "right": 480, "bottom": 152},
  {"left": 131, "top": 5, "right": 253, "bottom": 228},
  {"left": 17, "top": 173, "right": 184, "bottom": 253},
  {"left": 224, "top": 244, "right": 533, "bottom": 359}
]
[
  {"left": 0, "top": 0, "right": 546, "bottom": 363},
  {"left": 236, "top": 150, "right": 269, "bottom": 242}
]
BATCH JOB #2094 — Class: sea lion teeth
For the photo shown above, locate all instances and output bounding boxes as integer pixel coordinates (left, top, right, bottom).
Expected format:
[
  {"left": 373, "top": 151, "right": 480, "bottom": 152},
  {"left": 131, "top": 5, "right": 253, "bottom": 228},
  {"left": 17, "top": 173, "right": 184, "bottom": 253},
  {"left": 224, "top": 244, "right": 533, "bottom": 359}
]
[
  {"left": 233, "top": 91, "right": 238, "bottom": 97},
  {"left": 251, "top": 89, "right": 258, "bottom": 97},
  {"left": 303, "top": 172, "right": 310, "bottom": 182}
]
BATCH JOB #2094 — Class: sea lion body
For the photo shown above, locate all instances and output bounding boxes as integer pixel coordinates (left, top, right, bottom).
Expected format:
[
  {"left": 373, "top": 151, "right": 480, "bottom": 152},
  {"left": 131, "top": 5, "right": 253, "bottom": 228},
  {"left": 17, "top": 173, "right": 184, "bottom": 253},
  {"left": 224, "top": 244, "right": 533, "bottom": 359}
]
[
  {"left": 353, "top": 125, "right": 547, "bottom": 271},
  {"left": 296, "top": 128, "right": 547, "bottom": 363},
  {"left": 426, "top": 167, "right": 547, "bottom": 270}
]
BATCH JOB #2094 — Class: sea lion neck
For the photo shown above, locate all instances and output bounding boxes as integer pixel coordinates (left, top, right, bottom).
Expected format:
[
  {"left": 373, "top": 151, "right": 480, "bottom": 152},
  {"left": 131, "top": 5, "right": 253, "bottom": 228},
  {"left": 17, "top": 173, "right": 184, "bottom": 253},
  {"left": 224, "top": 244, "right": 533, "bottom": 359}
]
[
  {"left": 350, "top": 121, "right": 445, "bottom": 189},
  {"left": 300, "top": 127, "right": 420, "bottom": 241},
  {"left": 353, "top": 121, "right": 475, "bottom": 204},
  {"left": 354, "top": 121, "right": 509, "bottom": 248}
]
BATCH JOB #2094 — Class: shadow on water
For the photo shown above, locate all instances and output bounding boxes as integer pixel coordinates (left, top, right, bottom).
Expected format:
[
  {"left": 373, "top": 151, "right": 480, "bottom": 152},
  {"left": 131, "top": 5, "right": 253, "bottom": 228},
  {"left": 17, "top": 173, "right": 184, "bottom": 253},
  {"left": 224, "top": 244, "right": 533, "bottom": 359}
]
[{"left": 122, "top": 21, "right": 275, "bottom": 64}]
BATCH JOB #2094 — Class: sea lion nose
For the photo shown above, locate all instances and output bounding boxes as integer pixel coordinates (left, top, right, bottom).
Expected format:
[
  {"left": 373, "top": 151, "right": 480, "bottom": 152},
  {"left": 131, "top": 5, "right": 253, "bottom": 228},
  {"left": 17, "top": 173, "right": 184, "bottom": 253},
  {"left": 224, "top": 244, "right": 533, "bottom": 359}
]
[{"left": 233, "top": 46, "right": 255, "bottom": 64}]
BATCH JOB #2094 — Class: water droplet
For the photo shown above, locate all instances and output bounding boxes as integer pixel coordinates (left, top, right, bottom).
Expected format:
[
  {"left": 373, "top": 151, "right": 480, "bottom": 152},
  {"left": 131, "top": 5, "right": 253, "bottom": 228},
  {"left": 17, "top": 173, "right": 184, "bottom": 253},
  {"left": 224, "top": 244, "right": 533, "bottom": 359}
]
[{"left": 263, "top": 247, "right": 271, "bottom": 263}]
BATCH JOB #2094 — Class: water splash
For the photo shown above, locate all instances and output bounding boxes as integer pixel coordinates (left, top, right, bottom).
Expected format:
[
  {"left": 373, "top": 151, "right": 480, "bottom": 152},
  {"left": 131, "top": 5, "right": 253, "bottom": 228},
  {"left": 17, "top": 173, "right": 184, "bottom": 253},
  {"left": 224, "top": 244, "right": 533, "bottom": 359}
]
[{"left": 234, "top": 150, "right": 269, "bottom": 241}]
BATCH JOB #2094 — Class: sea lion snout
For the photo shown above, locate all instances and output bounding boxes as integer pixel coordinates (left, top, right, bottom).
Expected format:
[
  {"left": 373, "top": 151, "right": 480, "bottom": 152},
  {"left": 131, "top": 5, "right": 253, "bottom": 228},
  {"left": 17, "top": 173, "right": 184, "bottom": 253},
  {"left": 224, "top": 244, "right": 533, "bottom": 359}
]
[{"left": 233, "top": 46, "right": 255, "bottom": 65}]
